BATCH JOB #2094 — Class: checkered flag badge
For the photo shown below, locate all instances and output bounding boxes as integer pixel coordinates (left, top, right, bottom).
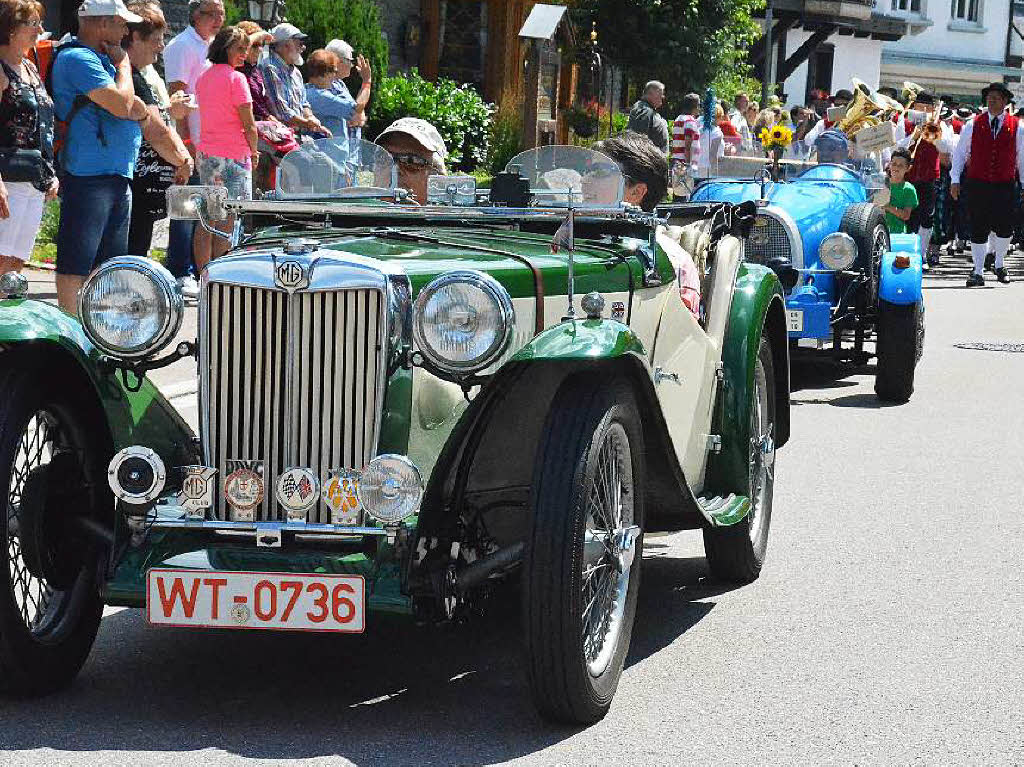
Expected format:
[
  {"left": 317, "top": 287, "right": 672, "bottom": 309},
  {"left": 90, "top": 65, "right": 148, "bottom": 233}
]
[{"left": 550, "top": 209, "right": 574, "bottom": 254}]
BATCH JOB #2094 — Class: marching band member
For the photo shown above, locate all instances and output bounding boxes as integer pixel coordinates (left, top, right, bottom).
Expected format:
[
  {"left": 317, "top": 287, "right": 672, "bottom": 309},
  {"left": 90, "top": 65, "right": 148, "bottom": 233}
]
[
  {"left": 950, "top": 82, "right": 1024, "bottom": 286},
  {"left": 802, "top": 89, "right": 853, "bottom": 154},
  {"left": 896, "top": 92, "right": 952, "bottom": 268}
]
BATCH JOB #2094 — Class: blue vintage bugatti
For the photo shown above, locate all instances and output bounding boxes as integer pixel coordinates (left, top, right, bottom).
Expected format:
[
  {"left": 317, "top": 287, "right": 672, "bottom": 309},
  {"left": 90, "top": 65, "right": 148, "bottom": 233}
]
[{"left": 691, "top": 159, "right": 924, "bottom": 402}]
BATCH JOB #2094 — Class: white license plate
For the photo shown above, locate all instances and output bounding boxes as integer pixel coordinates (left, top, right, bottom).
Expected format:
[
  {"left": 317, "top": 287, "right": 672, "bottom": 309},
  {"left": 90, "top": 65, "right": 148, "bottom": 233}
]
[
  {"left": 787, "top": 309, "right": 804, "bottom": 332},
  {"left": 146, "top": 569, "right": 365, "bottom": 633}
]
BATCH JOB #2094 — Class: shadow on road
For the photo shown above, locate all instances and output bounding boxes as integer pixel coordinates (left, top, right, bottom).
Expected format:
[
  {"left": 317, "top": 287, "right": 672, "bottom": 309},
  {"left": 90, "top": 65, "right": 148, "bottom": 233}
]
[{"left": 0, "top": 551, "right": 729, "bottom": 764}]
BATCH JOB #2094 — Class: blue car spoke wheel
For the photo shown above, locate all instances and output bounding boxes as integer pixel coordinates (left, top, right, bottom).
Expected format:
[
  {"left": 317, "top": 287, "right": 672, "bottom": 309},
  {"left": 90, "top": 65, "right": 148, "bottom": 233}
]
[
  {"left": 524, "top": 376, "right": 644, "bottom": 725},
  {"left": 703, "top": 335, "right": 776, "bottom": 583}
]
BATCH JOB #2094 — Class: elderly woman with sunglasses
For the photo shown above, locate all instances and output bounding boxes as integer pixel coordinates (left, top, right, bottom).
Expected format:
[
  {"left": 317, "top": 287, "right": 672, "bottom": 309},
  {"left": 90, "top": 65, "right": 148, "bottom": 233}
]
[
  {"left": 374, "top": 117, "right": 447, "bottom": 204},
  {"left": 0, "top": 0, "right": 57, "bottom": 284}
]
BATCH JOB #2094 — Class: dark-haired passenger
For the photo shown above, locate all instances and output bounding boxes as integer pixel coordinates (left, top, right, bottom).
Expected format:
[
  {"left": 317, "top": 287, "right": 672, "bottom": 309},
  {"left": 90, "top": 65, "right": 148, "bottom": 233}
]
[
  {"left": 194, "top": 24, "right": 257, "bottom": 266},
  {"left": 595, "top": 131, "right": 701, "bottom": 320}
]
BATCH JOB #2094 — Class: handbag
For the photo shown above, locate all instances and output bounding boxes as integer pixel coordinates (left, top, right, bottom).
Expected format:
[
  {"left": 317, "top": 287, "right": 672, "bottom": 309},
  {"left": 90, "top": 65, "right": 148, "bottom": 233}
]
[
  {"left": 0, "top": 61, "right": 53, "bottom": 191},
  {"left": 0, "top": 146, "right": 46, "bottom": 186}
]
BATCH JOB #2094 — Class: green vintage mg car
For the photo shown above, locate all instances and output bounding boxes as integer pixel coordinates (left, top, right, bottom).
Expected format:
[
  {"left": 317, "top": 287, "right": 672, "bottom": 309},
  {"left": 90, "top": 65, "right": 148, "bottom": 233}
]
[{"left": 0, "top": 142, "right": 790, "bottom": 723}]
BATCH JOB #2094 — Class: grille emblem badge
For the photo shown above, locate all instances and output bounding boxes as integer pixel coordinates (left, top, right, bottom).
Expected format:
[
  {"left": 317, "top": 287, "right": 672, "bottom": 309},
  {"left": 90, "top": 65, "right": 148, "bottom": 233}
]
[
  {"left": 275, "top": 259, "right": 309, "bottom": 292},
  {"left": 276, "top": 467, "right": 320, "bottom": 522},
  {"left": 224, "top": 460, "right": 265, "bottom": 522},
  {"left": 323, "top": 470, "right": 362, "bottom": 526},
  {"left": 179, "top": 465, "right": 217, "bottom": 518}
]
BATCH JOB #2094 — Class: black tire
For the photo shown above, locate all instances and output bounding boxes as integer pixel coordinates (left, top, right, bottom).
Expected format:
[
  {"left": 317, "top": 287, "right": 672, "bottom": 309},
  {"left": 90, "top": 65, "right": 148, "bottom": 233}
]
[
  {"left": 840, "top": 203, "right": 889, "bottom": 307},
  {"left": 875, "top": 300, "right": 922, "bottom": 402},
  {"left": 0, "top": 363, "right": 104, "bottom": 696},
  {"left": 524, "top": 376, "right": 645, "bottom": 725},
  {"left": 703, "top": 335, "right": 776, "bottom": 583}
]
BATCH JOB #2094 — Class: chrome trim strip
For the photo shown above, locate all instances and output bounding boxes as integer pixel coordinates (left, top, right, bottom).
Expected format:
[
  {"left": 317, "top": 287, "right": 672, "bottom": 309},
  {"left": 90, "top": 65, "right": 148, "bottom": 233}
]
[{"left": 149, "top": 517, "right": 391, "bottom": 537}]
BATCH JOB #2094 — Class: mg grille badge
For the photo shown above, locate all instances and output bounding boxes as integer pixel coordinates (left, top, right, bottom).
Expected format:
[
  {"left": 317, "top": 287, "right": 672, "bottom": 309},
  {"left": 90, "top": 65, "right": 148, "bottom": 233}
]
[
  {"left": 179, "top": 466, "right": 216, "bottom": 518},
  {"left": 275, "top": 259, "right": 309, "bottom": 292}
]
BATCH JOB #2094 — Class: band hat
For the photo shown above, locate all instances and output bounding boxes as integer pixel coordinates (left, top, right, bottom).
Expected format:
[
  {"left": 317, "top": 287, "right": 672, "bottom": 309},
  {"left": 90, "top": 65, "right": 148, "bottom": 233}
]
[
  {"left": 78, "top": 0, "right": 143, "bottom": 23},
  {"left": 912, "top": 92, "right": 935, "bottom": 105},
  {"left": 375, "top": 117, "right": 448, "bottom": 160},
  {"left": 270, "top": 23, "right": 309, "bottom": 43},
  {"left": 832, "top": 89, "right": 854, "bottom": 102},
  {"left": 981, "top": 81, "right": 1013, "bottom": 100},
  {"left": 326, "top": 39, "right": 353, "bottom": 61},
  {"left": 956, "top": 106, "right": 974, "bottom": 119}
]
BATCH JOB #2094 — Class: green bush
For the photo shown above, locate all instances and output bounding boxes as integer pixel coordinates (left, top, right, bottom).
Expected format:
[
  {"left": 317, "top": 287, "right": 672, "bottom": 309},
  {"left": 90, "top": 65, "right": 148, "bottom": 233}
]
[{"left": 366, "top": 70, "right": 494, "bottom": 172}]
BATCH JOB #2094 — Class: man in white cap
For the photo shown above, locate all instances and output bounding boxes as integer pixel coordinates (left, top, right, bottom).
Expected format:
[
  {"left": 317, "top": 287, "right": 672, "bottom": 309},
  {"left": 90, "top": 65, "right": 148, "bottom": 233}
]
[
  {"left": 324, "top": 39, "right": 371, "bottom": 143},
  {"left": 49, "top": 0, "right": 151, "bottom": 313},
  {"left": 162, "top": 0, "right": 224, "bottom": 300},
  {"left": 375, "top": 118, "right": 448, "bottom": 203},
  {"left": 261, "top": 22, "right": 330, "bottom": 136}
]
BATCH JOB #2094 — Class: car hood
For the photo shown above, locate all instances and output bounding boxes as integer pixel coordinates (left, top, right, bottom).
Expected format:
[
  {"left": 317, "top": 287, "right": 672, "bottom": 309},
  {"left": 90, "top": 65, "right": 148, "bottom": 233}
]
[{"left": 233, "top": 228, "right": 665, "bottom": 299}]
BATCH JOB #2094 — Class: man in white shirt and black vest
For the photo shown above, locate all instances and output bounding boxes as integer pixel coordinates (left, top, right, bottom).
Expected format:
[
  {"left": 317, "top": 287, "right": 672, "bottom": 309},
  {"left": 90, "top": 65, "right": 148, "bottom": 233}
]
[{"left": 951, "top": 81, "right": 1024, "bottom": 286}]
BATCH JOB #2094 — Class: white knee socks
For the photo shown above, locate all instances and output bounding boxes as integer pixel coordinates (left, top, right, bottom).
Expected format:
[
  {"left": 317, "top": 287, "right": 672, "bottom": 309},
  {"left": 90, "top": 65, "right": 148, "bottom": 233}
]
[
  {"left": 972, "top": 242, "right": 987, "bottom": 275},
  {"left": 988, "top": 232, "right": 997, "bottom": 253},
  {"left": 993, "top": 236, "right": 1011, "bottom": 269},
  {"left": 919, "top": 226, "right": 932, "bottom": 255}
]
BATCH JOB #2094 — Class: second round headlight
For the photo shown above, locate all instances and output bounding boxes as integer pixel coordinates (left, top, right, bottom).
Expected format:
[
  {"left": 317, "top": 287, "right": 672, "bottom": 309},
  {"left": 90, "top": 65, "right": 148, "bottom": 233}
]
[
  {"left": 78, "top": 257, "right": 183, "bottom": 359},
  {"left": 413, "top": 271, "right": 514, "bottom": 374},
  {"left": 819, "top": 232, "right": 858, "bottom": 272}
]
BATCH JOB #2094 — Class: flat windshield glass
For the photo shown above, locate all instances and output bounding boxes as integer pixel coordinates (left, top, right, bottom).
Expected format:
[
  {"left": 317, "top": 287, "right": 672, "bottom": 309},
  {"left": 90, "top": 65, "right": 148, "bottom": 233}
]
[
  {"left": 277, "top": 138, "right": 397, "bottom": 198},
  {"left": 506, "top": 146, "right": 624, "bottom": 208},
  {"left": 683, "top": 134, "right": 880, "bottom": 186}
]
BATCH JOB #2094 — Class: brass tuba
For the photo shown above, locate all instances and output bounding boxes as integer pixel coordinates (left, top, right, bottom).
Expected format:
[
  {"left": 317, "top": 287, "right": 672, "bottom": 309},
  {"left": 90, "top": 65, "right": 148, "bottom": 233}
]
[{"left": 835, "top": 87, "right": 883, "bottom": 136}]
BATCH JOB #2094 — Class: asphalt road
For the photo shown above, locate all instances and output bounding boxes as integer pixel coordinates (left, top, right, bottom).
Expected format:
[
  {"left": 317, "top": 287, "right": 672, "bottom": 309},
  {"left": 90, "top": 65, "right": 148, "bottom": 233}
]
[{"left": 4, "top": 258, "right": 1024, "bottom": 765}]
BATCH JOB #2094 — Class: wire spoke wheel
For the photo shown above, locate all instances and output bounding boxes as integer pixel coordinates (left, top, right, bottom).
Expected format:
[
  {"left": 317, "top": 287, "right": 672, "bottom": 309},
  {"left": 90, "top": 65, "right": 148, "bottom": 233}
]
[
  {"left": 525, "top": 377, "right": 645, "bottom": 724},
  {"left": 0, "top": 362, "right": 104, "bottom": 696},
  {"left": 6, "top": 410, "right": 64, "bottom": 637},
  {"left": 747, "top": 355, "right": 775, "bottom": 547},
  {"left": 580, "top": 423, "right": 636, "bottom": 678}
]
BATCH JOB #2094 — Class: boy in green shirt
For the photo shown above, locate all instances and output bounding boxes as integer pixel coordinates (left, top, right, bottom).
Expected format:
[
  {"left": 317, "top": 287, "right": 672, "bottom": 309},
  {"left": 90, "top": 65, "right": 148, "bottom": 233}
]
[{"left": 882, "top": 149, "right": 918, "bottom": 234}]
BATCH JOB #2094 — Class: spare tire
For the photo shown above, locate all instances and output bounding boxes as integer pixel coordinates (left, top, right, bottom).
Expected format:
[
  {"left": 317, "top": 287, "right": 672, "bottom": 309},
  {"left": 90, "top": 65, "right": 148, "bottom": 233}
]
[{"left": 840, "top": 202, "right": 890, "bottom": 307}]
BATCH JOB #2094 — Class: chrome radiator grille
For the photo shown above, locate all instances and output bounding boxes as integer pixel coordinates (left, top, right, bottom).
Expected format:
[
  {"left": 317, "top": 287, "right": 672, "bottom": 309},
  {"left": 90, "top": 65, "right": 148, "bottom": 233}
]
[
  {"left": 746, "top": 214, "right": 791, "bottom": 265},
  {"left": 201, "top": 283, "right": 385, "bottom": 522}
]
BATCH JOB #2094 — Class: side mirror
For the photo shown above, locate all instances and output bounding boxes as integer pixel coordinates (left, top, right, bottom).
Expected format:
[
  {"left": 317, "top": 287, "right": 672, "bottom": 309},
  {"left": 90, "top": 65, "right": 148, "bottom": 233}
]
[{"left": 166, "top": 185, "right": 228, "bottom": 221}]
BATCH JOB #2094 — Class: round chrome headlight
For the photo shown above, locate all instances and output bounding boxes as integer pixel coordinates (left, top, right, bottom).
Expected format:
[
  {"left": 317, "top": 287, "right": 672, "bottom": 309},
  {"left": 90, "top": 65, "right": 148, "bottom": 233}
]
[
  {"left": 358, "top": 454, "right": 423, "bottom": 525},
  {"left": 413, "top": 271, "right": 514, "bottom": 374},
  {"left": 79, "top": 257, "right": 183, "bottom": 359},
  {"left": 819, "top": 232, "right": 858, "bottom": 271}
]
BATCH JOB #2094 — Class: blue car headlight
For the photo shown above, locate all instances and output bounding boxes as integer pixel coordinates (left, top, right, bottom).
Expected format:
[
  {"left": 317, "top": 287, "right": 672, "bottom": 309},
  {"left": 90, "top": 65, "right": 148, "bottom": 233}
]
[{"left": 819, "top": 232, "right": 858, "bottom": 271}]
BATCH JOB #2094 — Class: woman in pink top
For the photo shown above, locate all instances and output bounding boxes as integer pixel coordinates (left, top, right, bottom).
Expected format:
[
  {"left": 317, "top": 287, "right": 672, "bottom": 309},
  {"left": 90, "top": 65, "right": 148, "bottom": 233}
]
[{"left": 194, "top": 25, "right": 258, "bottom": 266}]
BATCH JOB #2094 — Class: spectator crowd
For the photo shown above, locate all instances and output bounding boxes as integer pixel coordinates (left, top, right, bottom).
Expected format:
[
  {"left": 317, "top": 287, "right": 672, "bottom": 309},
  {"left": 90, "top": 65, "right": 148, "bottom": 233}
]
[
  {"left": 628, "top": 77, "right": 1024, "bottom": 286},
  {"left": 0, "top": 0, "right": 440, "bottom": 311}
]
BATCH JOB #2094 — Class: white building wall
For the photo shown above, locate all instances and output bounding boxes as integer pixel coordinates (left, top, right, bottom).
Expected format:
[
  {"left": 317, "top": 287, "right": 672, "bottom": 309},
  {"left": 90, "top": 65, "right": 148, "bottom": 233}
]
[
  {"left": 880, "top": 0, "right": 1015, "bottom": 98},
  {"left": 776, "top": 31, "right": 883, "bottom": 105}
]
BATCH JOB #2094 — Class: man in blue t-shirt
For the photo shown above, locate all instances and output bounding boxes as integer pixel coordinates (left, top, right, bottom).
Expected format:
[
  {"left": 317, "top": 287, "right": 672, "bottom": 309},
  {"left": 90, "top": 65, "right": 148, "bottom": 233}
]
[{"left": 51, "top": 0, "right": 149, "bottom": 313}]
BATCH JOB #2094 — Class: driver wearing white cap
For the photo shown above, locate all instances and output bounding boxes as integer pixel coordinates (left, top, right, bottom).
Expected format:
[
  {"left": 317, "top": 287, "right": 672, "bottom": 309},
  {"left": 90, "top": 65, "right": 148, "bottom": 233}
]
[{"left": 375, "top": 117, "right": 448, "bottom": 204}]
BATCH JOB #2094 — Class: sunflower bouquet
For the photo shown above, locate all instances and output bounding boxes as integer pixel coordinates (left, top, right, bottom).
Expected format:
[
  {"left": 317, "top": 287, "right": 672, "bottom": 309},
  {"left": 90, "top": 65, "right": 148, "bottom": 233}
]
[
  {"left": 759, "top": 123, "right": 795, "bottom": 181},
  {"left": 759, "top": 124, "right": 794, "bottom": 151}
]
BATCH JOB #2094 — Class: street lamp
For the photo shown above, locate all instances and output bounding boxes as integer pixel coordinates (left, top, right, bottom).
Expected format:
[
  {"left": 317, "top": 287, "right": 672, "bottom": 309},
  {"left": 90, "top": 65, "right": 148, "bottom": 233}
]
[{"left": 247, "top": 0, "right": 285, "bottom": 28}]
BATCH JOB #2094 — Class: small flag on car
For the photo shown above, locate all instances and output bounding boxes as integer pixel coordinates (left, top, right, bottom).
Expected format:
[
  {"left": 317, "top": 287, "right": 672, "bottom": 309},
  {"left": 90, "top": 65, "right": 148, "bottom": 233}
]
[{"left": 550, "top": 209, "right": 574, "bottom": 254}]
